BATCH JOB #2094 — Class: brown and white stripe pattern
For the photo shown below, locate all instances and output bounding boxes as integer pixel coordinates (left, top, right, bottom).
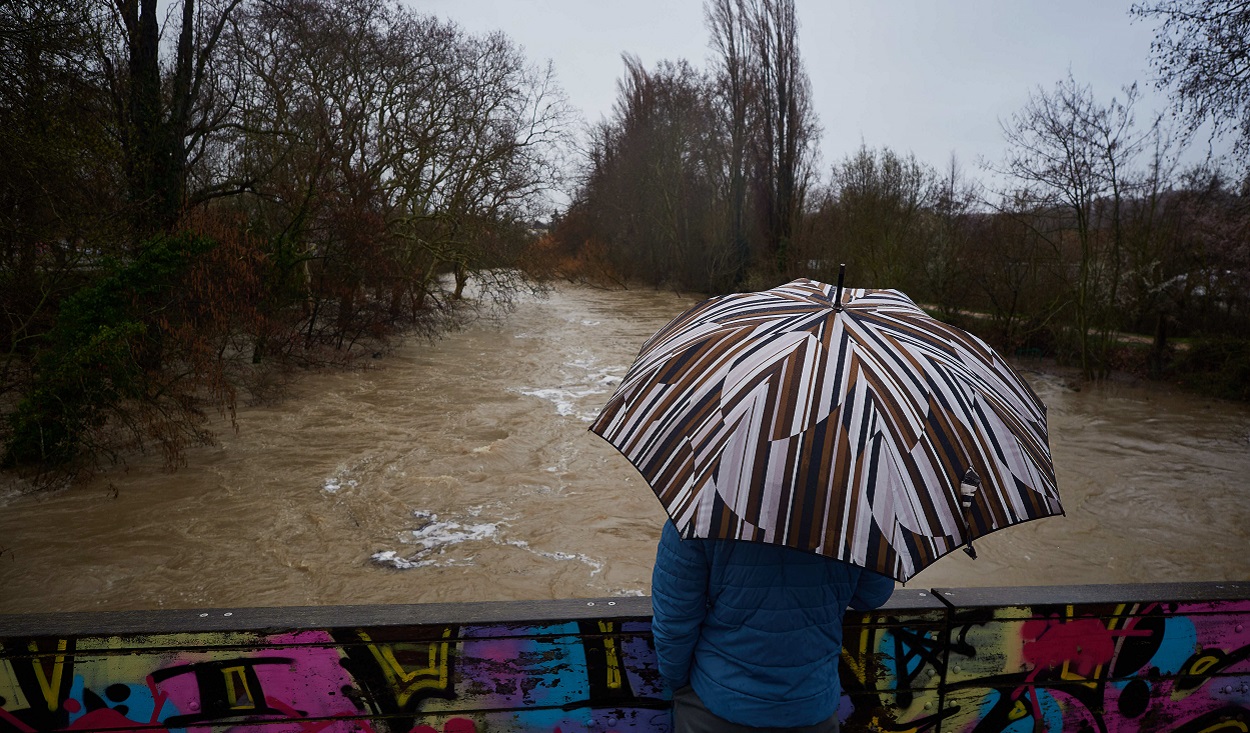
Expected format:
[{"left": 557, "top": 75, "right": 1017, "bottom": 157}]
[{"left": 590, "top": 278, "right": 1062, "bottom": 582}]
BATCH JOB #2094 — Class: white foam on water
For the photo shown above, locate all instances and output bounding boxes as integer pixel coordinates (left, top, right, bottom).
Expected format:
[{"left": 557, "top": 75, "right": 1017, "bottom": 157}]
[
  {"left": 322, "top": 476, "right": 359, "bottom": 494},
  {"left": 372, "top": 509, "right": 605, "bottom": 574},
  {"left": 323, "top": 460, "right": 373, "bottom": 494},
  {"left": 505, "top": 539, "right": 604, "bottom": 575},
  {"left": 594, "top": 371, "right": 622, "bottom": 387},
  {"left": 371, "top": 508, "right": 501, "bottom": 568},
  {"left": 515, "top": 353, "right": 628, "bottom": 422},
  {"left": 516, "top": 387, "right": 591, "bottom": 418},
  {"left": 371, "top": 550, "right": 431, "bottom": 569},
  {"left": 371, "top": 510, "right": 502, "bottom": 569}
]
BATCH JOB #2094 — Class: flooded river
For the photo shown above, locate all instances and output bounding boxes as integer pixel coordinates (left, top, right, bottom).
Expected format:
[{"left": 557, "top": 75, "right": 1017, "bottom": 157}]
[{"left": 1, "top": 284, "right": 1248, "bottom": 614}]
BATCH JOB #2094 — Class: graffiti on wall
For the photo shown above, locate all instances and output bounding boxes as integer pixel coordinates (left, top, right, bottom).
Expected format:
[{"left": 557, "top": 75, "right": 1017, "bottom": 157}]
[
  {"left": 0, "top": 620, "right": 668, "bottom": 733},
  {"left": 940, "top": 599, "right": 1250, "bottom": 733},
  {"left": 840, "top": 598, "right": 1250, "bottom": 733},
  {"left": 1, "top": 593, "right": 1248, "bottom": 732}
]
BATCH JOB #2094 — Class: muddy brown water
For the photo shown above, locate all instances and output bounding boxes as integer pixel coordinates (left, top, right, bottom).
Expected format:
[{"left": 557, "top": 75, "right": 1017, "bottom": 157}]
[{"left": 1, "top": 284, "right": 1248, "bottom": 614}]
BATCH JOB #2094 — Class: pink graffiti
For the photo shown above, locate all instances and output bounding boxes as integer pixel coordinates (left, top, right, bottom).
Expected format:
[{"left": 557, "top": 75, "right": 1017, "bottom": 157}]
[
  {"left": 152, "top": 630, "right": 365, "bottom": 733},
  {"left": 1021, "top": 613, "right": 1159, "bottom": 679},
  {"left": 252, "top": 631, "right": 360, "bottom": 717},
  {"left": 63, "top": 707, "right": 170, "bottom": 732},
  {"left": 0, "top": 707, "right": 37, "bottom": 733},
  {"left": 1021, "top": 616, "right": 1117, "bottom": 677},
  {"left": 265, "top": 696, "right": 379, "bottom": 733},
  {"left": 411, "top": 719, "right": 475, "bottom": 733},
  {"left": 1014, "top": 614, "right": 1155, "bottom": 727}
]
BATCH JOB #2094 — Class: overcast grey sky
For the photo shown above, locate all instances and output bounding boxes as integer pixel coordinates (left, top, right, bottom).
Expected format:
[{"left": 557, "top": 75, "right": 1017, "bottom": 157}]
[{"left": 413, "top": 1, "right": 1206, "bottom": 184}]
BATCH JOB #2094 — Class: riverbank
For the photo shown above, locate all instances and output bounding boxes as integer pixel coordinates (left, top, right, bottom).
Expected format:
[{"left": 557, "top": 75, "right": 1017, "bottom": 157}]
[
  {"left": 609, "top": 279, "right": 1250, "bottom": 404},
  {"left": 1002, "top": 341, "right": 1250, "bottom": 404},
  {"left": 1, "top": 283, "right": 1247, "bottom": 615}
]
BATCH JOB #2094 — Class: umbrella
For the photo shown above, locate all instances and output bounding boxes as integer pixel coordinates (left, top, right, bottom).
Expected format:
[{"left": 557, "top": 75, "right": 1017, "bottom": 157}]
[{"left": 590, "top": 275, "right": 1062, "bottom": 582}]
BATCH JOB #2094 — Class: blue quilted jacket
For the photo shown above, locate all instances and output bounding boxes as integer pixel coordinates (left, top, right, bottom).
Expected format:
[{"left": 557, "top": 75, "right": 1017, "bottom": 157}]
[{"left": 650, "top": 520, "right": 896, "bottom": 727}]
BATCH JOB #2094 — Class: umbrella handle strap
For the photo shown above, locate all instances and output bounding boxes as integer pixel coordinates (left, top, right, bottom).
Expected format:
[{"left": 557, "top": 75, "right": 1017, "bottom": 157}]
[{"left": 958, "top": 468, "right": 981, "bottom": 560}]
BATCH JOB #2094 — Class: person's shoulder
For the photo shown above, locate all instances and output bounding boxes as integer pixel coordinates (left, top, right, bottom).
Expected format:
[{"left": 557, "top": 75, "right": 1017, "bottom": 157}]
[
  {"left": 848, "top": 567, "right": 896, "bottom": 610},
  {"left": 656, "top": 521, "right": 710, "bottom": 562}
]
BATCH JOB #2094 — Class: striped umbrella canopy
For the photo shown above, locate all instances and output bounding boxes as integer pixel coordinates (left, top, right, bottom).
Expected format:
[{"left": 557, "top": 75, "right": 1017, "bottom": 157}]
[{"left": 590, "top": 278, "right": 1062, "bottom": 582}]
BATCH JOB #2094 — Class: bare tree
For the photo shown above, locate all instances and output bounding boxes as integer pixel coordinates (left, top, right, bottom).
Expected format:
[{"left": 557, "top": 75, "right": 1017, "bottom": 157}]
[
  {"left": 705, "top": 0, "right": 754, "bottom": 286},
  {"left": 228, "top": 0, "right": 570, "bottom": 355},
  {"left": 1132, "top": 0, "right": 1250, "bottom": 156},
  {"left": 993, "top": 75, "right": 1158, "bottom": 378},
  {"left": 745, "top": 0, "right": 818, "bottom": 277},
  {"left": 570, "top": 55, "right": 729, "bottom": 292},
  {"left": 922, "top": 154, "right": 981, "bottom": 319},
  {"left": 105, "top": 0, "right": 246, "bottom": 239},
  {"left": 827, "top": 145, "right": 932, "bottom": 289},
  {"left": 967, "top": 195, "right": 1062, "bottom": 352},
  {"left": 703, "top": 0, "right": 818, "bottom": 282},
  {"left": 1, "top": 0, "right": 576, "bottom": 473}
]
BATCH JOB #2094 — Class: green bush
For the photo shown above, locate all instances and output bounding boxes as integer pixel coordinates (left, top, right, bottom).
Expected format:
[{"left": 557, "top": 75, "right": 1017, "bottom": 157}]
[
  {"left": 1166, "top": 336, "right": 1250, "bottom": 402},
  {"left": 2, "top": 234, "right": 217, "bottom": 467}
]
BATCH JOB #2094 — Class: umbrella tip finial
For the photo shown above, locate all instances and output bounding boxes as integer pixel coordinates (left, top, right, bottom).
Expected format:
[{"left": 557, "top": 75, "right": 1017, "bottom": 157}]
[{"left": 833, "top": 263, "right": 846, "bottom": 312}]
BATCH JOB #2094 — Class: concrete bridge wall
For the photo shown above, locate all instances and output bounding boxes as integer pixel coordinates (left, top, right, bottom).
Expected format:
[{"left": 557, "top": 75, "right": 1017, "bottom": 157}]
[{"left": 1, "top": 581, "right": 1247, "bottom": 732}]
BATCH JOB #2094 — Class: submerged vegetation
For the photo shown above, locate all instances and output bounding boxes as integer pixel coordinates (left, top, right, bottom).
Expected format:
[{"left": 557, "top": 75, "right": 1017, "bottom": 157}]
[{"left": 1, "top": 0, "right": 1247, "bottom": 479}]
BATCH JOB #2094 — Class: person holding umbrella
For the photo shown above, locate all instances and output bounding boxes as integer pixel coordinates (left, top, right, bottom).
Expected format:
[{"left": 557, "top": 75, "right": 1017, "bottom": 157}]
[
  {"left": 651, "top": 519, "right": 895, "bottom": 731},
  {"left": 591, "top": 274, "right": 1062, "bottom": 732}
]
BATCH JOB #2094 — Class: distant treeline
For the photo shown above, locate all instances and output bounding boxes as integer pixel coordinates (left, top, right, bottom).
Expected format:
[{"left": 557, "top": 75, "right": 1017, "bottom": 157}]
[
  {"left": 2, "top": 0, "right": 1248, "bottom": 479},
  {"left": 1, "top": 0, "right": 569, "bottom": 476},
  {"left": 548, "top": 0, "right": 1250, "bottom": 400}
]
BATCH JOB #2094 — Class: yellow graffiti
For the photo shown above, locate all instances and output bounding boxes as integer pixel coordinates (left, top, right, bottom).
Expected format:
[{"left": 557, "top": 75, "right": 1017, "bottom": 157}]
[
  {"left": 1196, "top": 721, "right": 1248, "bottom": 733},
  {"left": 840, "top": 626, "right": 871, "bottom": 685},
  {"left": 26, "top": 640, "right": 67, "bottom": 712},
  {"left": 1009, "top": 699, "right": 1028, "bottom": 721},
  {"left": 597, "top": 621, "right": 622, "bottom": 689},
  {"left": 870, "top": 714, "right": 929, "bottom": 733},
  {"left": 1188, "top": 654, "right": 1222, "bottom": 677},
  {"left": 360, "top": 628, "right": 452, "bottom": 707},
  {"left": 1056, "top": 657, "right": 1101, "bottom": 687},
  {"left": 0, "top": 659, "right": 30, "bottom": 711},
  {"left": 1166, "top": 652, "right": 1225, "bottom": 704},
  {"left": 222, "top": 666, "right": 254, "bottom": 709}
]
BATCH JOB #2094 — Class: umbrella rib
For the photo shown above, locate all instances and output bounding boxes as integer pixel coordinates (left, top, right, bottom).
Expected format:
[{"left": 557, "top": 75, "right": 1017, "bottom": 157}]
[
  {"left": 851, "top": 317, "right": 932, "bottom": 399},
  {"left": 836, "top": 373, "right": 877, "bottom": 562}
]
